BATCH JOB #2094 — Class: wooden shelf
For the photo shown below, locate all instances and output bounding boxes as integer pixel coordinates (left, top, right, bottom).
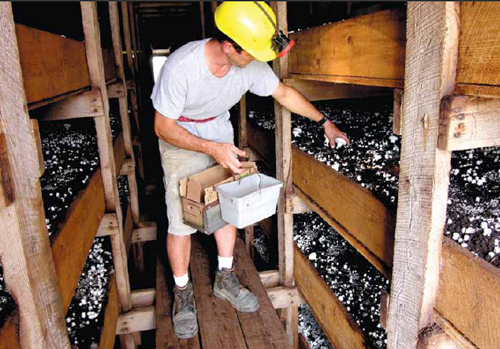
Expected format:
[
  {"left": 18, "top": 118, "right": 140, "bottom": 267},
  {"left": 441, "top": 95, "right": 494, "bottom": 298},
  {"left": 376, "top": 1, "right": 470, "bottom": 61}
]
[
  {"left": 51, "top": 131, "right": 125, "bottom": 314},
  {"left": 16, "top": 24, "right": 116, "bottom": 105},
  {"left": 98, "top": 274, "right": 120, "bottom": 349},
  {"left": 0, "top": 315, "right": 21, "bottom": 349}
]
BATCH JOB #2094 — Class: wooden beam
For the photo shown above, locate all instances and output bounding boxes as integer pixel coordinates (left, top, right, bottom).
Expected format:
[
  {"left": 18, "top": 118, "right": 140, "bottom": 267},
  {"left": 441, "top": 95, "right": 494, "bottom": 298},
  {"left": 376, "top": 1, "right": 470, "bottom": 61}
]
[
  {"left": 283, "top": 78, "right": 392, "bottom": 101},
  {"left": 437, "top": 238, "right": 500, "bottom": 349},
  {"left": 244, "top": 225, "right": 254, "bottom": 260},
  {"left": 259, "top": 270, "right": 280, "bottom": 289},
  {"left": 286, "top": 191, "right": 311, "bottom": 214},
  {"left": 120, "top": 158, "right": 135, "bottom": 175},
  {"left": 38, "top": 89, "right": 104, "bottom": 121},
  {"left": 81, "top": 2, "right": 132, "bottom": 312},
  {"left": 295, "top": 245, "right": 368, "bottom": 348},
  {"left": 0, "top": 4, "right": 70, "bottom": 347},
  {"left": 393, "top": 89, "right": 403, "bottom": 135},
  {"left": 52, "top": 169, "right": 106, "bottom": 313},
  {"left": 247, "top": 122, "right": 275, "bottom": 170},
  {"left": 271, "top": 3, "right": 297, "bottom": 348},
  {"left": 124, "top": 203, "right": 134, "bottom": 254},
  {"left": 113, "top": 132, "right": 127, "bottom": 177},
  {"left": 15, "top": 23, "right": 90, "bottom": 104},
  {"left": 267, "top": 286, "right": 305, "bottom": 309},
  {"left": 239, "top": 94, "right": 248, "bottom": 148},
  {"left": 289, "top": 8, "right": 406, "bottom": 88},
  {"left": 293, "top": 148, "right": 394, "bottom": 276},
  {"left": 438, "top": 95, "right": 500, "bottom": 151},
  {"left": 387, "top": 3, "right": 459, "bottom": 349},
  {"left": 131, "top": 288, "right": 155, "bottom": 308},
  {"left": 116, "top": 306, "right": 156, "bottom": 334},
  {"left": 131, "top": 222, "right": 157, "bottom": 243},
  {"left": 30, "top": 119, "right": 45, "bottom": 177},
  {"left": 97, "top": 275, "right": 119, "bottom": 349},
  {"left": 200, "top": 2, "right": 206, "bottom": 39},
  {"left": 96, "top": 213, "right": 119, "bottom": 237},
  {"left": 456, "top": 3, "right": 500, "bottom": 96},
  {"left": 0, "top": 316, "right": 21, "bottom": 349},
  {"left": 107, "top": 80, "right": 126, "bottom": 98}
]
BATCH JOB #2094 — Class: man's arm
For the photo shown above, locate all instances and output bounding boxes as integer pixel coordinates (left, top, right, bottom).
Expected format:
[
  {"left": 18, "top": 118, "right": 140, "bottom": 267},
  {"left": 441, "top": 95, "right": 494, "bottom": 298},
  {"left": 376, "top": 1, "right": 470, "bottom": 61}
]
[
  {"left": 154, "top": 111, "right": 247, "bottom": 173},
  {"left": 272, "top": 82, "right": 350, "bottom": 148}
]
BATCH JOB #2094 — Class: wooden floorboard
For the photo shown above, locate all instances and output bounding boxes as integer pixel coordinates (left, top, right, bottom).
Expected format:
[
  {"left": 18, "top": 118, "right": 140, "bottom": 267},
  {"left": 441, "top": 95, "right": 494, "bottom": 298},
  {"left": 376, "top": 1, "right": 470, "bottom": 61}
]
[
  {"left": 190, "top": 234, "right": 288, "bottom": 349},
  {"left": 156, "top": 251, "right": 201, "bottom": 349}
]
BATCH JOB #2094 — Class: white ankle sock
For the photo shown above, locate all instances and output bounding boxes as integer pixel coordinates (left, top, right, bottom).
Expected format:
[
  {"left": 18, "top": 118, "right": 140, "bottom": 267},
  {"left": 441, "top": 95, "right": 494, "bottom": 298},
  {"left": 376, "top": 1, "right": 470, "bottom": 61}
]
[
  {"left": 218, "top": 256, "right": 234, "bottom": 270},
  {"left": 173, "top": 273, "right": 189, "bottom": 288}
]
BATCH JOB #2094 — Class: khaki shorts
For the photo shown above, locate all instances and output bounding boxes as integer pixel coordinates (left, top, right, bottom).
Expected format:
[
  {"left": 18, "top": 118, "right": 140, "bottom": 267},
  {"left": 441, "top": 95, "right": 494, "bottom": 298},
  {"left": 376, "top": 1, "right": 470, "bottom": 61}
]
[{"left": 159, "top": 137, "right": 232, "bottom": 236}]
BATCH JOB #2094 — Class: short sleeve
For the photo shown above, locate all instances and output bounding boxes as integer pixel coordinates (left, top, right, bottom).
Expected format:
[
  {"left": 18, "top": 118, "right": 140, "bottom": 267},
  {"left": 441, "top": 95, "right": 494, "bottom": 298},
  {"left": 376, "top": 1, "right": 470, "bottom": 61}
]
[
  {"left": 150, "top": 63, "right": 187, "bottom": 119},
  {"left": 248, "top": 61, "right": 280, "bottom": 97}
]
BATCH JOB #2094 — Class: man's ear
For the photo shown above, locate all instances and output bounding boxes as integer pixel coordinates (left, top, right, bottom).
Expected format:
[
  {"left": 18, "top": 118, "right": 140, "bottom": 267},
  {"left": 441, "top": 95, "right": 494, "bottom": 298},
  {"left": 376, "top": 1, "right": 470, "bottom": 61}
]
[{"left": 221, "top": 41, "right": 233, "bottom": 54}]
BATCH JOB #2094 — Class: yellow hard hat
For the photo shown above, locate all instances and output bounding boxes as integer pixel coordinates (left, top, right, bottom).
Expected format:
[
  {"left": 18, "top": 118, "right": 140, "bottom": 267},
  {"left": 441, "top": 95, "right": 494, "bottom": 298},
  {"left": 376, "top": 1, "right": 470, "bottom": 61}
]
[{"left": 215, "top": 1, "right": 278, "bottom": 62}]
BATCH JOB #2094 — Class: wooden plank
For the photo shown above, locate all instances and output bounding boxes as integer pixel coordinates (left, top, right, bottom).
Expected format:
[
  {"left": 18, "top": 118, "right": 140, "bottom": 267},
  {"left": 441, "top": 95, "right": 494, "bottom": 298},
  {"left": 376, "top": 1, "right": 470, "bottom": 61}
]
[
  {"left": 124, "top": 203, "right": 134, "bottom": 254},
  {"left": 38, "top": 89, "right": 104, "bottom": 121},
  {"left": 199, "top": 2, "right": 205, "bottom": 39},
  {"left": 239, "top": 94, "right": 248, "bottom": 148},
  {"left": 98, "top": 275, "right": 120, "bottom": 349},
  {"left": 0, "top": 5, "right": 70, "bottom": 347},
  {"left": 266, "top": 286, "right": 305, "bottom": 309},
  {"left": 393, "top": 89, "right": 403, "bottom": 135},
  {"left": 190, "top": 236, "right": 247, "bottom": 349},
  {"left": 102, "top": 49, "right": 117, "bottom": 83},
  {"left": 52, "top": 169, "right": 106, "bottom": 313},
  {"left": 120, "top": 158, "right": 135, "bottom": 175},
  {"left": 247, "top": 122, "right": 275, "bottom": 170},
  {"left": 96, "top": 213, "right": 119, "bottom": 237},
  {"left": 30, "top": 119, "right": 45, "bottom": 177},
  {"left": 116, "top": 306, "right": 156, "bottom": 334},
  {"left": 286, "top": 192, "right": 311, "bottom": 214},
  {"left": 245, "top": 225, "right": 254, "bottom": 260},
  {"left": 387, "top": 3, "right": 459, "bottom": 349},
  {"left": 15, "top": 23, "right": 90, "bottom": 104},
  {"left": 156, "top": 252, "right": 201, "bottom": 348},
  {"left": 131, "top": 288, "right": 155, "bottom": 308},
  {"left": 289, "top": 9, "right": 406, "bottom": 88},
  {"left": 294, "top": 245, "right": 368, "bottom": 349},
  {"left": 114, "top": 132, "right": 127, "bottom": 177},
  {"left": 456, "top": 3, "right": 500, "bottom": 90},
  {"left": 107, "top": 81, "right": 127, "bottom": 98},
  {"left": 433, "top": 311, "right": 478, "bottom": 349},
  {"left": 294, "top": 186, "right": 391, "bottom": 278},
  {"left": 272, "top": 3, "right": 297, "bottom": 347},
  {"left": 259, "top": 270, "right": 280, "bottom": 289},
  {"left": 437, "top": 238, "right": 500, "bottom": 349},
  {"left": 0, "top": 316, "right": 21, "bottom": 349},
  {"left": 293, "top": 148, "right": 395, "bottom": 274},
  {"left": 131, "top": 222, "right": 157, "bottom": 243},
  {"left": 438, "top": 95, "right": 500, "bottom": 151},
  {"left": 81, "top": 2, "right": 132, "bottom": 312},
  {"left": 232, "top": 237, "right": 290, "bottom": 348},
  {"left": 454, "top": 83, "right": 500, "bottom": 99},
  {"left": 283, "top": 79, "right": 392, "bottom": 101}
]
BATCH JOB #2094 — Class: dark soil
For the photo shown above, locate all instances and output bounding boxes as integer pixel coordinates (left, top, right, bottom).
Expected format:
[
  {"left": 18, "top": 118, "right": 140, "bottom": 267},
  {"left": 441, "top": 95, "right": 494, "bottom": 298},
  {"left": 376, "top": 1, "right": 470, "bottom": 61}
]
[{"left": 65, "top": 237, "right": 114, "bottom": 349}]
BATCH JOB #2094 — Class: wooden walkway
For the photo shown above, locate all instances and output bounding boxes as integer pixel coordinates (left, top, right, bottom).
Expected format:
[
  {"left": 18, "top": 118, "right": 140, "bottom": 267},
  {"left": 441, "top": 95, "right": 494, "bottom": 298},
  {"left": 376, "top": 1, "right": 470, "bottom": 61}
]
[{"left": 156, "top": 234, "right": 289, "bottom": 349}]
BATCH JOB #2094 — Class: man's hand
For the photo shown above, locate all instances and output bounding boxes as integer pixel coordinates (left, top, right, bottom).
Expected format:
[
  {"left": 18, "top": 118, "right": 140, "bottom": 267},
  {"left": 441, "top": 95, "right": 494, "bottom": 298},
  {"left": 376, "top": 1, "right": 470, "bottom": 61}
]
[
  {"left": 208, "top": 142, "right": 248, "bottom": 174},
  {"left": 323, "top": 120, "right": 350, "bottom": 149}
]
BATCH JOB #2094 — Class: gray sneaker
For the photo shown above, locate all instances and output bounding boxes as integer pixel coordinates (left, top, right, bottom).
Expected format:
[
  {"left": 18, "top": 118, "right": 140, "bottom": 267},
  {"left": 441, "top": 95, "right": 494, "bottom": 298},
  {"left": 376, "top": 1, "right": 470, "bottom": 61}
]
[
  {"left": 172, "top": 282, "right": 198, "bottom": 339},
  {"left": 213, "top": 268, "right": 260, "bottom": 312}
]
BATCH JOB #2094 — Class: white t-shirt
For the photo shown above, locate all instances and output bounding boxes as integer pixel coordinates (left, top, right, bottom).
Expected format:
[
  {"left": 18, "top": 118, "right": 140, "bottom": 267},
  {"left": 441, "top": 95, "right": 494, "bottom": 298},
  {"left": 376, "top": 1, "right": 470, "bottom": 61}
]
[{"left": 151, "top": 38, "right": 280, "bottom": 142}]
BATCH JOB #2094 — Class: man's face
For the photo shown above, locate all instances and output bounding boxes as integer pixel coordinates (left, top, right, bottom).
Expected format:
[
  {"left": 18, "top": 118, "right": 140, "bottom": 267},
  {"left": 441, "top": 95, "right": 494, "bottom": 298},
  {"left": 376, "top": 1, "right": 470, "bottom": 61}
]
[{"left": 226, "top": 43, "right": 255, "bottom": 68}]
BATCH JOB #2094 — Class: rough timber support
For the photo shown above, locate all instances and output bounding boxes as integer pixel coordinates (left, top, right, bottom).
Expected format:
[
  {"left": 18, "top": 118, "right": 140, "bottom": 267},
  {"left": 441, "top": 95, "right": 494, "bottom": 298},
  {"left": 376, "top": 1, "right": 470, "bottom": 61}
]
[
  {"left": 271, "top": 2, "right": 298, "bottom": 348},
  {"left": 387, "top": 2, "right": 459, "bottom": 349},
  {"left": 81, "top": 6, "right": 134, "bottom": 349},
  {"left": 0, "top": 3, "right": 70, "bottom": 348}
]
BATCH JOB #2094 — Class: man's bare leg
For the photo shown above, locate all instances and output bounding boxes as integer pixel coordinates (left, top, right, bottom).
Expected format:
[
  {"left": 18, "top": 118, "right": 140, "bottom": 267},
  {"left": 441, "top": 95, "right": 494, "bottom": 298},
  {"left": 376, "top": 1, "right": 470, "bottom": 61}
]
[
  {"left": 214, "top": 224, "right": 237, "bottom": 257},
  {"left": 167, "top": 234, "right": 191, "bottom": 277}
]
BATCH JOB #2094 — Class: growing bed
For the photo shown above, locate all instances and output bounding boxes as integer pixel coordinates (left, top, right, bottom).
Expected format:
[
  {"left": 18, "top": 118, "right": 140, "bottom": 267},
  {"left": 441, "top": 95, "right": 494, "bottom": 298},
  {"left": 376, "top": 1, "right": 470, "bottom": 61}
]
[{"left": 246, "top": 93, "right": 500, "bottom": 348}]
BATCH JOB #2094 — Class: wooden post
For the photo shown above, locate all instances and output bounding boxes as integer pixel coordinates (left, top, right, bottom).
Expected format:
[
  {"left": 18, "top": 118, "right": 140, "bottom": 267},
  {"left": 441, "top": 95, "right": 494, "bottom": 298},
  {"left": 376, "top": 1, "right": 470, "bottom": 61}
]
[
  {"left": 0, "top": 3, "right": 70, "bottom": 348},
  {"left": 81, "top": 2, "right": 132, "bottom": 314},
  {"left": 200, "top": 2, "right": 206, "bottom": 39},
  {"left": 387, "top": 3, "right": 460, "bottom": 349},
  {"left": 271, "top": 2, "right": 298, "bottom": 349},
  {"left": 109, "top": 2, "right": 145, "bottom": 274}
]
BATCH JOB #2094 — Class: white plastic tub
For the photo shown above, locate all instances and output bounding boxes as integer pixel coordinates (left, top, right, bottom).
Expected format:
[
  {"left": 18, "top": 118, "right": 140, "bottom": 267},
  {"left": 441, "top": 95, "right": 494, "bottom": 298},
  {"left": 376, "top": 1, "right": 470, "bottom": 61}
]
[{"left": 215, "top": 173, "right": 283, "bottom": 229}]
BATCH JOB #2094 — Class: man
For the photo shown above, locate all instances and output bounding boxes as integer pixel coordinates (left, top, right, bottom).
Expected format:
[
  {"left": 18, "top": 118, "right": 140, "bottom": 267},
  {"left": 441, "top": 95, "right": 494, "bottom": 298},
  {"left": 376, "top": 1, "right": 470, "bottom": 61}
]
[{"left": 151, "top": 1, "right": 350, "bottom": 339}]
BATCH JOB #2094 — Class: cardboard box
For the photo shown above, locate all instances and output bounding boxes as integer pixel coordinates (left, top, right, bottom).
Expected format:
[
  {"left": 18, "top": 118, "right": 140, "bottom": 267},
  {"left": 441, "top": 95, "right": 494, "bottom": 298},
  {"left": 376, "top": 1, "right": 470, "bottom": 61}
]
[{"left": 179, "top": 163, "right": 257, "bottom": 234}]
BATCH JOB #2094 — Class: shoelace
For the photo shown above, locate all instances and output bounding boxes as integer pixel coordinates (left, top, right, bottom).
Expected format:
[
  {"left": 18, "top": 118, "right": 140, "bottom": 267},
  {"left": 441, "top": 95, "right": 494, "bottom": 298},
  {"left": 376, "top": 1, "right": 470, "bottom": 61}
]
[
  {"left": 177, "top": 287, "right": 195, "bottom": 313},
  {"left": 224, "top": 272, "right": 242, "bottom": 292}
]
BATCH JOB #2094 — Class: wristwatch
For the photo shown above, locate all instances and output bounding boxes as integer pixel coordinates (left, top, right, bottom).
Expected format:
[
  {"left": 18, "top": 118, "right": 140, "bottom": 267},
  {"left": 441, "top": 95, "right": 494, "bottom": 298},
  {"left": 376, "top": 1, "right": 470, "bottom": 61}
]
[{"left": 318, "top": 115, "right": 329, "bottom": 126}]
